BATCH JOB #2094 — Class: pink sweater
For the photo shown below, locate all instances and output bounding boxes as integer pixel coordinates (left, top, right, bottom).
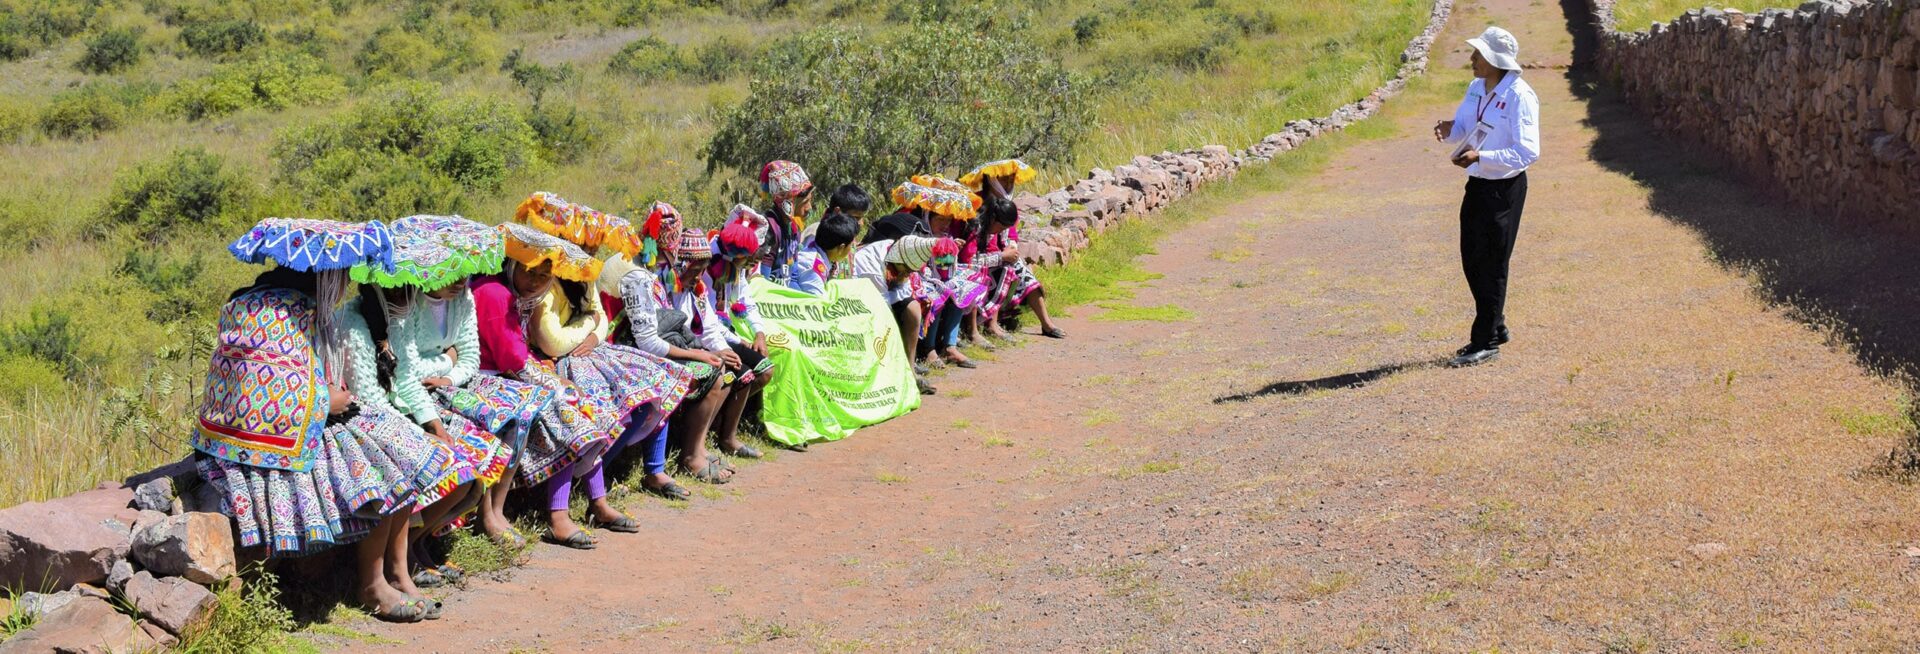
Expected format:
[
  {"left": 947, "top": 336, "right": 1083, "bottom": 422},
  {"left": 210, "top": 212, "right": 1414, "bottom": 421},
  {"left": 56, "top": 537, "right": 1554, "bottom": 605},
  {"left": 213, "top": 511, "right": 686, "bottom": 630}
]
[{"left": 470, "top": 275, "right": 532, "bottom": 374}]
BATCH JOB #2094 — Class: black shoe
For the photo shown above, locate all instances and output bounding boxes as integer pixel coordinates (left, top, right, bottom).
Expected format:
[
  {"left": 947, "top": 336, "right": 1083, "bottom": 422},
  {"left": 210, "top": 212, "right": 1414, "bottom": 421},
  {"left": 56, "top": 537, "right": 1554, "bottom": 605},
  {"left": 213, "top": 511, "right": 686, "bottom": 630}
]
[
  {"left": 1455, "top": 328, "right": 1512, "bottom": 356},
  {"left": 1448, "top": 346, "right": 1500, "bottom": 368}
]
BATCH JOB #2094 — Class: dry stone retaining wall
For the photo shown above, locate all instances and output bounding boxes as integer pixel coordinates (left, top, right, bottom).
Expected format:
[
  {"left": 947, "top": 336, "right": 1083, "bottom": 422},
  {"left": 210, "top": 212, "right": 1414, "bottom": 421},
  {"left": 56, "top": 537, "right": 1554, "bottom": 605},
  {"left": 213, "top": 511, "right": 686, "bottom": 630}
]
[
  {"left": 0, "top": 3, "right": 1460, "bottom": 647},
  {"left": 1584, "top": 0, "right": 1920, "bottom": 228}
]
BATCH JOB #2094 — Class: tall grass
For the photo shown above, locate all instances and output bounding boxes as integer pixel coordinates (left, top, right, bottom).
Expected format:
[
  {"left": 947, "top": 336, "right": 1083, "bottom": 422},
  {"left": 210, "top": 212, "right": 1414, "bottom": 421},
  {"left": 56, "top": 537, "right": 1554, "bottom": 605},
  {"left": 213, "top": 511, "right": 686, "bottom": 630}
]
[
  {"left": 1609, "top": 1, "right": 1773, "bottom": 31},
  {"left": 0, "top": 0, "right": 1435, "bottom": 507}
]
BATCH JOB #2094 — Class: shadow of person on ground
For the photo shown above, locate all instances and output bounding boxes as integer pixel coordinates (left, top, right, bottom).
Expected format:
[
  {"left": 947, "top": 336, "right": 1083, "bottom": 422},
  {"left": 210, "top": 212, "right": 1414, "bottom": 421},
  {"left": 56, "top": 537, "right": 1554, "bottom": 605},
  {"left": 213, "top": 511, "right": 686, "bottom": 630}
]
[
  {"left": 1559, "top": 0, "right": 1920, "bottom": 385},
  {"left": 1214, "top": 358, "right": 1451, "bottom": 404}
]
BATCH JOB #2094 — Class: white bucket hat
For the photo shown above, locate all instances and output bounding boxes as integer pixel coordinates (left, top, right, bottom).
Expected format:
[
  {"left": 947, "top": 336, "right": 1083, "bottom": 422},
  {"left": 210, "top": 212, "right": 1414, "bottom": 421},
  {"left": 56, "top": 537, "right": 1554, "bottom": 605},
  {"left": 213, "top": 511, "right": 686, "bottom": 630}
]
[{"left": 1466, "top": 26, "right": 1521, "bottom": 71}]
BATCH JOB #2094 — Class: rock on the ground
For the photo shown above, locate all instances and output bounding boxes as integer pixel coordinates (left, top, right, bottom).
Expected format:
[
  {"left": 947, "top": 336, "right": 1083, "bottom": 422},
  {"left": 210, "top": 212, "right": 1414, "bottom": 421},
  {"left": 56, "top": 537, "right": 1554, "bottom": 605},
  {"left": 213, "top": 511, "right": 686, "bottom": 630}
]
[
  {"left": 0, "top": 595, "right": 158, "bottom": 654},
  {"left": 129, "top": 478, "right": 175, "bottom": 514},
  {"left": 138, "top": 621, "right": 179, "bottom": 649},
  {"left": 105, "top": 560, "right": 134, "bottom": 595},
  {"left": 123, "top": 570, "right": 217, "bottom": 637},
  {"left": 14, "top": 591, "right": 80, "bottom": 620},
  {"left": 131, "top": 513, "right": 235, "bottom": 586},
  {"left": 0, "top": 488, "right": 140, "bottom": 593}
]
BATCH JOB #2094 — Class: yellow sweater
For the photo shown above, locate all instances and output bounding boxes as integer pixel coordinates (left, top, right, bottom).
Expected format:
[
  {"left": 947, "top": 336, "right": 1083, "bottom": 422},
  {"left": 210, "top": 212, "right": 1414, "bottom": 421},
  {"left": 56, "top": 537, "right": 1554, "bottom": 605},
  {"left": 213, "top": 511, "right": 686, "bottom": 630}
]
[{"left": 531, "top": 285, "right": 610, "bottom": 358}]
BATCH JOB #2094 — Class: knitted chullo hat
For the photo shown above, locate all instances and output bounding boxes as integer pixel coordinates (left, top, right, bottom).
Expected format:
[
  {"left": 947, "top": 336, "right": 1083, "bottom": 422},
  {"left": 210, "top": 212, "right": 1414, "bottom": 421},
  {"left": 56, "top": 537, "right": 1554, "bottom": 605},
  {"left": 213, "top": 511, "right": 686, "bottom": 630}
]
[
  {"left": 678, "top": 228, "right": 715, "bottom": 261},
  {"left": 639, "top": 201, "right": 683, "bottom": 267},
  {"left": 760, "top": 160, "right": 813, "bottom": 213},
  {"left": 884, "top": 235, "right": 942, "bottom": 271}
]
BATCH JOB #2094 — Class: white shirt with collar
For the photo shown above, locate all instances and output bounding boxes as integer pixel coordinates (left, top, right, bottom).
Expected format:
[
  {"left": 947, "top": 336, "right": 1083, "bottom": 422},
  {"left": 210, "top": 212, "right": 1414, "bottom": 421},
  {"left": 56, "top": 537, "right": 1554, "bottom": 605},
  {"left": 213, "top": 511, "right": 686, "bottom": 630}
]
[{"left": 1444, "top": 72, "right": 1541, "bottom": 180}]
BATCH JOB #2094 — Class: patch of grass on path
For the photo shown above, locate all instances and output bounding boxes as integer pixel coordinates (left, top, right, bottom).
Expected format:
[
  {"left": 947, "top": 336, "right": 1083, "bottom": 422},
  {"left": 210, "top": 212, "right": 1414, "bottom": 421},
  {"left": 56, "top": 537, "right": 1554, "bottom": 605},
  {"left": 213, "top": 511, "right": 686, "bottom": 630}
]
[
  {"left": 1611, "top": 1, "right": 1770, "bottom": 32},
  {"left": 1092, "top": 301, "right": 1194, "bottom": 322}
]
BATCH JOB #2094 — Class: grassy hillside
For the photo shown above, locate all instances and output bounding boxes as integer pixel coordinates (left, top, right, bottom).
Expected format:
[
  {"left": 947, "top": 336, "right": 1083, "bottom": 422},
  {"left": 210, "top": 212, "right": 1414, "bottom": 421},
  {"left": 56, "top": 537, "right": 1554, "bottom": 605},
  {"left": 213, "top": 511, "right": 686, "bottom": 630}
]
[
  {"left": 1609, "top": 1, "right": 1772, "bottom": 31},
  {"left": 0, "top": 0, "right": 1429, "bottom": 506}
]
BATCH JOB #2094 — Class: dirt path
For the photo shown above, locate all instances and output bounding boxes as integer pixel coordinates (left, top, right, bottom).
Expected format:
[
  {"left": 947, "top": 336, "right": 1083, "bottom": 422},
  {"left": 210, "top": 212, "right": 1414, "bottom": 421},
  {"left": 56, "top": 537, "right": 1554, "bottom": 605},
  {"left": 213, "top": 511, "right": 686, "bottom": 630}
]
[{"left": 354, "top": 1, "right": 1920, "bottom": 650}]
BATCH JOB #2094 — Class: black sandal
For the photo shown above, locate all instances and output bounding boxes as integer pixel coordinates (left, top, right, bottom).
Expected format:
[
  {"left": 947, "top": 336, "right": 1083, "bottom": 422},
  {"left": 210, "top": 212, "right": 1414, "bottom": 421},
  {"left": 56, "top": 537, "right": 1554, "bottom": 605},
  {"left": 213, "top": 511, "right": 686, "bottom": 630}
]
[
  {"left": 686, "top": 462, "right": 732, "bottom": 485},
  {"left": 724, "top": 444, "right": 764, "bottom": 460},
  {"left": 707, "top": 454, "right": 737, "bottom": 472},
  {"left": 366, "top": 598, "right": 430, "bottom": 624},
  {"left": 542, "top": 530, "right": 598, "bottom": 550},
  {"left": 645, "top": 480, "right": 693, "bottom": 501},
  {"left": 1041, "top": 327, "right": 1067, "bottom": 339},
  {"left": 586, "top": 513, "right": 641, "bottom": 534}
]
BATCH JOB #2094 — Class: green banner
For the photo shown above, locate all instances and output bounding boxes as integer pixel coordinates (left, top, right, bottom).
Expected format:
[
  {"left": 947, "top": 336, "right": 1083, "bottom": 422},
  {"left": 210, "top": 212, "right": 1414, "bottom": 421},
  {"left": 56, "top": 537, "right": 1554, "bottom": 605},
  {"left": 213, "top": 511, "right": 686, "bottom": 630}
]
[{"left": 737, "top": 278, "right": 921, "bottom": 446}]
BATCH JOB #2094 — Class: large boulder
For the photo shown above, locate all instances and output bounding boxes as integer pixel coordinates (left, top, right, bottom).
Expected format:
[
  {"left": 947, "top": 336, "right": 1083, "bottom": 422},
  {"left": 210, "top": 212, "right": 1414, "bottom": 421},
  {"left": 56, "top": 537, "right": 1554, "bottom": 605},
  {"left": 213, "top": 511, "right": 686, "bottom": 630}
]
[
  {"left": 122, "top": 571, "right": 217, "bottom": 637},
  {"left": 128, "top": 478, "right": 174, "bottom": 515},
  {"left": 0, "top": 488, "right": 140, "bottom": 594},
  {"left": 130, "top": 513, "right": 235, "bottom": 586},
  {"left": 0, "top": 595, "right": 159, "bottom": 654}
]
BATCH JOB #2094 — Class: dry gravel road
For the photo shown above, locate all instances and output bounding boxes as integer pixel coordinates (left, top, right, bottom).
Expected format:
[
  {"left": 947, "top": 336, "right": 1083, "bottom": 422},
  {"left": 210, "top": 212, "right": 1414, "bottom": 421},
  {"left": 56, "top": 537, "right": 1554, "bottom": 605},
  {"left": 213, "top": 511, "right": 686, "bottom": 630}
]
[{"left": 354, "top": 0, "right": 1920, "bottom": 650}]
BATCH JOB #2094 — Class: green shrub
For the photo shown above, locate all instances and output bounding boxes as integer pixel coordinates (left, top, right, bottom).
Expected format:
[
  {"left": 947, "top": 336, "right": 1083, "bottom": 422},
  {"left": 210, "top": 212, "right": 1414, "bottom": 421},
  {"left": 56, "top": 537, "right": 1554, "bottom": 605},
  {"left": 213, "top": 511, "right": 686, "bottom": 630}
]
[
  {"left": 117, "top": 250, "right": 218, "bottom": 322},
  {"left": 168, "top": 50, "right": 347, "bottom": 120},
  {"left": 706, "top": 25, "right": 1093, "bottom": 196},
  {"left": 354, "top": 25, "right": 437, "bottom": 77},
  {"left": 0, "top": 196, "right": 62, "bottom": 250},
  {"left": 176, "top": 566, "right": 301, "bottom": 653},
  {"left": 180, "top": 18, "right": 265, "bottom": 57},
  {"left": 0, "top": 20, "right": 32, "bottom": 61},
  {"left": 20, "top": 2, "right": 99, "bottom": 44},
  {"left": 0, "top": 306, "right": 97, "bottom": 381},
  {"left": 502, "top": 47, "right": 577, "bottom": 102},
  {"left": 0, "top": 355, "right": 67, "bottom": 404},
  {"left": 0, "top": 97, "right": 33, "bottom": 143},
  {"left": 97, "top": 147, "right": 259, "bottom": 239},
  {"left": 526, "top": 100, "right": 602, "bottom": 161},
  {"left": 354, "top": 9, "right": 499, "bottom": 79},
  {"left": 606, "top": 36, "right": 683, "bottom": 82},
  {"left": 1071, "top": 14, "right": 1102, "bottom": 45},
  {"left": 38, "top": 85, "right": 124, "bottom": 139},
  {"left": 76, "top": 26, "right": 142, "bottom": 74},
  {"left": 274, "top": 82, "right": 542, "bottom": 217},
  {"left": 685, "top": 36, "right": 755, "bottom": 82}
]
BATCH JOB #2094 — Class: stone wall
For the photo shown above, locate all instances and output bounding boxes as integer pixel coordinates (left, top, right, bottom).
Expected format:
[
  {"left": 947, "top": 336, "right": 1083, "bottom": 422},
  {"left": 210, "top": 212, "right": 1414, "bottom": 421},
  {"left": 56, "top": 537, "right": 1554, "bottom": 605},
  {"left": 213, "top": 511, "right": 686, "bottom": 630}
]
[
  {"left": 1010, "top": 0, "right": 1456, "bottom": 265},
  {"left": 1584, "top": 0, "right": 1920, "bottom": 228}
]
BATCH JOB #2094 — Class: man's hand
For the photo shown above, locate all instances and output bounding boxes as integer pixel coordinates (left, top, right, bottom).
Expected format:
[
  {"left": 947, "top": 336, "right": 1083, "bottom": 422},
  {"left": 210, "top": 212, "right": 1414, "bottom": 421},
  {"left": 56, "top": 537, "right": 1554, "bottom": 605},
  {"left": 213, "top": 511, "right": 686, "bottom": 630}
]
[
  {"left": 1452, "top": 149, "right": 1480, "bottom": 169},
  {"left": 752, "top": 333, "right": 768, "bottom": 355},
  {"left": 570, "top": 332, "right": 600, "bottom": 358},
  {"left": 422, "top": 376, "right": 453, "bottom": 389},
  {"left": 1433, "top": 120, "right": 1454, "bottom": 142},
  {"left": 717, "top": 348, "right": 743, "bottom": 370}
]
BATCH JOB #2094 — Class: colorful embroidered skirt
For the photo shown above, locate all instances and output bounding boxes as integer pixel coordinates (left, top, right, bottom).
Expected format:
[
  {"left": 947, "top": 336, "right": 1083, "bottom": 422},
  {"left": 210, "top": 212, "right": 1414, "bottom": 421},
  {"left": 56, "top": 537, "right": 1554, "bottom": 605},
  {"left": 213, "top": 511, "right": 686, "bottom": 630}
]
[
  {"left": 928, "top": 264, "right": 993, "bottom": 314},
  {"left": 412, "top": 410, "right": 514, "bottom": 511},
  {"left": 668, "top": 358, "right": 724, "bottom": 402},
  {"left": 982, "top": 260, "right": 1042, "bottom": 323},
  {"left": 512, "top": 361, "right": 617, "bottom": 486},
  {"left": 433, "top": 374, "right": 556, "bottom": 474},
  {"left": 197, "top": 406, "right": 448, "bottom": 557},
  {"left": 554, "top": 343, "right": 693, "bottom": 440}
]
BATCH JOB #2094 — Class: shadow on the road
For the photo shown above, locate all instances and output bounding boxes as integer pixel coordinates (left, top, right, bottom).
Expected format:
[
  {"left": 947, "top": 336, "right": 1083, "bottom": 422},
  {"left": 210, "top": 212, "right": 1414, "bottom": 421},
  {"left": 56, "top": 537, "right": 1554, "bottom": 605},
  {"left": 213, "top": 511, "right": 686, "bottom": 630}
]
[
  {"left": 1213, "top": 358, "right": 1450, "bottom": 404},
  {"left": 1560, "top": 0, "right": 1920, "bottom": 384}
]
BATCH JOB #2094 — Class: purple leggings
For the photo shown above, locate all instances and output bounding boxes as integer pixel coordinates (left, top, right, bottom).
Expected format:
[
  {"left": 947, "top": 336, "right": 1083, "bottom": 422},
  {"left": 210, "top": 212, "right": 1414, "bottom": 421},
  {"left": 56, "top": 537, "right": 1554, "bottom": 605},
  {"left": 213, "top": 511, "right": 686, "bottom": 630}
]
[{"left": 545, "top": 407, "right": 670, "bottom": 511}]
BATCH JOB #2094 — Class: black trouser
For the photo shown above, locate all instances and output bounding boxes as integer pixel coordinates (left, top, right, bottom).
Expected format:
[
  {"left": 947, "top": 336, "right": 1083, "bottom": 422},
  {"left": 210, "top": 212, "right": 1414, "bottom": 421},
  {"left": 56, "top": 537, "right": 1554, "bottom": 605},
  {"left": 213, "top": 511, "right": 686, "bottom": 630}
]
[{"left": 1459, "top": 172, "right": 1527, "bottom": 347}]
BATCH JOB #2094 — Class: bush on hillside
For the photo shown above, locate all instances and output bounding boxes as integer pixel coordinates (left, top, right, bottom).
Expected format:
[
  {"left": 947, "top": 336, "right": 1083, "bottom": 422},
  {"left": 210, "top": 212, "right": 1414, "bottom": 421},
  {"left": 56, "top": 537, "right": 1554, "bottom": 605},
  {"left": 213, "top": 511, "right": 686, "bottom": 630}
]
[
  {"left": 180, "top": 19, "right": 265, "bottom": 57},
  {"left": 0, "top": 97, "right": 32, "bottom": 143},
  {"left": 77, "top": 26, "right": 142, "bottom": 74},
  {"left": 18, "top": 2, "right": 99, "bottom": 44},
  {"left": 685, "top": 36, "right": 755, "bottom": 81},
  {"left": 355, "top": 11, "right": 499, "bottom": 79},
  {"left": 38, "top": 85, "right": 124, "bottom": 139},
  {"left": 606, "top": 36, "right": 682, "bottom": 82},
  {"left": 502, "top": 47, "right": 577, "bottom": 103},
  {"left": 274, "top": 82, "right": 541, "bottom": 217},
  {"left": 705, "top": 25, "right": 1093, "bottom": 197},
  {"left": 98, "top": 148, "right": 259, "bottom": 240},
  {"left": 526, "top": 100, "right": 603, "bottom": 161},
  {"left": 0, "top": 306, "right": 97, "bottom": 381},
  {"left": 168, "top": 50, "right": 347, "bottom": 120},
  {"left": 0, "top": 18, "right": 32, "bottom": 60}
]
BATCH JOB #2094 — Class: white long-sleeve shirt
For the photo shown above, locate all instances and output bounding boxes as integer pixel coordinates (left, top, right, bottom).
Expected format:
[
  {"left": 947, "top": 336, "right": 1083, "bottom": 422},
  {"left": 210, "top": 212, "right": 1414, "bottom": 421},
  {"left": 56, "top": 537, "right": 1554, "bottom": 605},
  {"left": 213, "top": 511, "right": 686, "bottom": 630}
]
[{"left": 1444, "top": 72, "right": 1540, "bottom": 180}]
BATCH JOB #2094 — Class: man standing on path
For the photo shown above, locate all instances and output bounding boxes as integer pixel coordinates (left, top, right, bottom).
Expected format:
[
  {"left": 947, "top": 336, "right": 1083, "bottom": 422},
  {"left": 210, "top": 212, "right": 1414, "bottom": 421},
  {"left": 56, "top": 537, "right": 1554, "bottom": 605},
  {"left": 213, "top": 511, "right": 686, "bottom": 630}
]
[{"left": 1434, "top": 26, "right": 1540, "bottom": 368}]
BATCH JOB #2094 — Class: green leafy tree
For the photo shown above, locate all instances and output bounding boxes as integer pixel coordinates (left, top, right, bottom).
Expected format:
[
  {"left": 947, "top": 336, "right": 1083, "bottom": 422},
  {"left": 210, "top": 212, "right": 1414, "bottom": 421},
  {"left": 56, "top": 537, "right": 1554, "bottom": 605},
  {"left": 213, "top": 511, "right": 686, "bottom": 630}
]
[
  {"left": 705, "top": 25, "right": 1093, "bottom": 199},
  {"left": 77, "top": 26, "right": 142, "bottom": 74}
]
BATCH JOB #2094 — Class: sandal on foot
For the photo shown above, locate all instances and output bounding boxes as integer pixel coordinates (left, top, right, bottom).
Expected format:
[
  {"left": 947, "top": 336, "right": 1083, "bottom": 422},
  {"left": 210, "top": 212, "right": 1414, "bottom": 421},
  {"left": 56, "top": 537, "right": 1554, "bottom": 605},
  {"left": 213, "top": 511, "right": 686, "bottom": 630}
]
[
  {"left": 706, "top": 454, "right": 737, "bottom": 472},
  {"left": 542, "top": 530, "right": 598, "bottom": 550},
  {"left": 438, "top": 563, "right": 465, "bottom": 583},
  {"left": 586, "top": 513, "right": 641, "bottom": 534},
  {"left": 418, "top": 597, "right": 444, "bottom": 621},
  {"left": 645, "top": 481, "right": 693, "bottom": 501},
  {"left": 950, "top": 359, "right": 978, "bottom": 369},
  {"left": 411, "top": 567, "right": 448, "bottom": 589},
  {"left": 366, "top": 599, "right": 429, "bottom": 624},
  {"left": 787, "top": 441, "right": 809, "bottom": 452},
  {"left": 685, "top": 462, "right": 732, "bottom": 485},
  {"left": 1041, "top": 327, "right": 1067, "bottom": 339},
  {"left": 724, "top": 444, "right": 764, "bottom": 459},
  {"left": 489, "top": 529, "right": 528, "bottom": 551}
]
